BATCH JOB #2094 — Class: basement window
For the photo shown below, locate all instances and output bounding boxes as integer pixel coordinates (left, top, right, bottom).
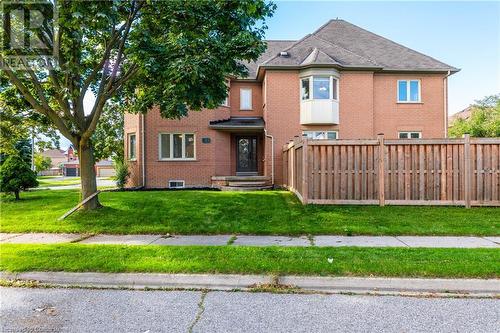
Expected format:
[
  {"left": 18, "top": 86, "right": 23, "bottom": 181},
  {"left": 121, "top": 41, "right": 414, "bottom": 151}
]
[
  {"left": 169, "top": 180, "right": 185, "bottom": 188},
  {"left": 398, "top": 131, "right": 422, "bottom": 139}
]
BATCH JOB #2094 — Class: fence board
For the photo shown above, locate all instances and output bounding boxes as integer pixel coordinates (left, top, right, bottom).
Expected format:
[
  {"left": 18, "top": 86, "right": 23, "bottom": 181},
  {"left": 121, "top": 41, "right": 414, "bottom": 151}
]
[{"left": 282, "top": 135, "right": 500, "bottom": 207}]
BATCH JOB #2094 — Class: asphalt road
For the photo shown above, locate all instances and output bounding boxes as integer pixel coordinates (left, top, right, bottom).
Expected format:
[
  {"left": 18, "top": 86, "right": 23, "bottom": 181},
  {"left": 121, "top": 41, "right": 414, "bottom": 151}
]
[{"left": 1, "top": 287, "right": 499, "bottom": 333}]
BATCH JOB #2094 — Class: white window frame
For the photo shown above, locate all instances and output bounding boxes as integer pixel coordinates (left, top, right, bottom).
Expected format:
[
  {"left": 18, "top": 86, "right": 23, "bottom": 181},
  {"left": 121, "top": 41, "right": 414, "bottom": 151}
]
[
  {"left": 300, "top": 76, "right": 339, "bottom": 101},
  {"left": 302, "top": 130, "right": 339, "bottom": 140},
  {"left": 397, "top": 80, "right": 421, "bottom": 103},
  {"left": 127, "top": 133, "right": 137, "bottom": 161},
  {"left": 222, "top": 94, "right": 229, "bottom": 107},
  {"left": 221, "top": 80, "right": 230, "bottom": 107},
  {"left": 158, "top": 133, "right": 196, "bottom": 161},
  {"left": 240, "top": 88, "right": 252, "bottom": 110},
  {"left": 398, "top": 131, "right": 422, "bottom": 139},
  {"left": 169, "top": 180, "right": 185, "bottom": 188}
]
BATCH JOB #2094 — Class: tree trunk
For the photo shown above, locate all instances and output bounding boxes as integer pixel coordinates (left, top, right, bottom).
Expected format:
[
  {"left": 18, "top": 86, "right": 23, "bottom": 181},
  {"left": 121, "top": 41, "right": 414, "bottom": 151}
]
[
  {"left": 14, "top": 190, "right": 20, "bottom": 200},
  {"left": 78, "top": 143, "right": 101, "bottom": 210}
]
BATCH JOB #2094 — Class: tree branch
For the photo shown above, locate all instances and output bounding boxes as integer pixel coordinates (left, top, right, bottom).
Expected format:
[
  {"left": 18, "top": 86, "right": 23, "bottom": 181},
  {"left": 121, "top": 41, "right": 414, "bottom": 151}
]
[{"left": 1, "top": 61, "right": 78, "bottom": 146}]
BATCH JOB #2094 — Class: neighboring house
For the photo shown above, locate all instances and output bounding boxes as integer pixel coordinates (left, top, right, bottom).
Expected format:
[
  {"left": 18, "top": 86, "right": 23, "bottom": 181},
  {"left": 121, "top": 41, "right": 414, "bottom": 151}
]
[
  {"left": 95, "top": 160, "right": 116, "bottom": 177},
  {"left": 60, "top": 145, "right": 79, "bottom": 176},
  {"left": 124, "top": 19, "right": 458, "bottom": 189},
  {"left": 43, "top": 145, "right": 115, "bottom": 177},
  {"left": 449, "top": 106, "right": 473, "bottom": 125},
  {"left": 40, "top": 149, "right": 66, "bottom": 168}
]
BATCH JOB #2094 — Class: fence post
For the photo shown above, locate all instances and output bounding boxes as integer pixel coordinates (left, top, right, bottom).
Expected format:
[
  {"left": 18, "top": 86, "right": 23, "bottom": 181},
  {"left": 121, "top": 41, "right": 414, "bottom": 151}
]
[
  {"left": 302, "top": 136, "right": 309, "bottom": 204},
  {"left": 377, "top": 134, "right": 385, "bottom": 207},
  {"left": 463, "top": 134, "right": 471, "bottom": 208}
]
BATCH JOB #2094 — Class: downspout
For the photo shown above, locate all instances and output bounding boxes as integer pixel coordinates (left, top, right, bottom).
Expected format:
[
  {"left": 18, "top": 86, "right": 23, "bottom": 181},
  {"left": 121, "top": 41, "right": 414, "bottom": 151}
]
[
  {"left": 141, "top": 113, "right": 145, "bottom": 187},
  {"left": 264, "top": 128, "right": 275, "bottom": 187},
  {"left": 444, "top": 70, "right": 452, "bottom": 137}
]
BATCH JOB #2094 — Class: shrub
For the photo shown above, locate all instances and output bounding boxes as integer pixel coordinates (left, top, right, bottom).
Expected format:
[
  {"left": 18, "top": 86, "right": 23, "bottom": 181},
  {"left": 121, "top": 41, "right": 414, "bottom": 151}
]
[
  {"left": 0, "top": 155, "right": 38, "bottom": 200},
  {"left": 114, "top": 160, "right": 130, "bottom": 189}
]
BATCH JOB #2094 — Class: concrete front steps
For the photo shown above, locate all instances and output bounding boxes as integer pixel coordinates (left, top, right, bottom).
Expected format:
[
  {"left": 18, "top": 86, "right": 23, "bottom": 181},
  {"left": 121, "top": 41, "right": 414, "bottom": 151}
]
[{"left": 211, "top": 176, "right": 272, "bottom": 191}]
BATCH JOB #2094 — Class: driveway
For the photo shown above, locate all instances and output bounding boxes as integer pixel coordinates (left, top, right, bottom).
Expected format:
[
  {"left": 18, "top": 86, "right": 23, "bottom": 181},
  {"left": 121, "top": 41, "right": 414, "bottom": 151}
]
[{"left": 1, "top": 287, "right": 498, "bottom": 332}]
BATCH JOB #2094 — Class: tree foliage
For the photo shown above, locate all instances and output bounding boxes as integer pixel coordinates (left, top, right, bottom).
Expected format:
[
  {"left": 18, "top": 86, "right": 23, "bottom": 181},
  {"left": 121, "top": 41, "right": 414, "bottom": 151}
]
[
  {"left": 0, "top": 0, "right": 274, "bottom": 209},
  {"left": 0, "top": 82, "right": 59, "bottom": 157},
  {"left": 449, "top": 94, "right": 500, "bottom": 138},
  {"left": 92, "top": 103, "right": 124, "bottom": 162},
  {"left": 0, "top": 155, "right": 38, "bottom": 200},
  {"left": 34, "top": 154, "right": 52, "bottom": 172},
  {"left": 114, "top": 159, "right": 130, "bottom": 189}
]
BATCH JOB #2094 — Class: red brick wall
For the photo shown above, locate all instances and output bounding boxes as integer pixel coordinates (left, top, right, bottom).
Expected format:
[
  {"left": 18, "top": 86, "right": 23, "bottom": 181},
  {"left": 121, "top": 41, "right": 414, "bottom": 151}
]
[
  {"left": 230, "top": 81, "right": 263, "bottom": 117},
  {"left": 123, "top": 70, "right": 447, "bottom": 188},
  {"left": 373, "top": 73, "right": 446, "bottom": 138}
]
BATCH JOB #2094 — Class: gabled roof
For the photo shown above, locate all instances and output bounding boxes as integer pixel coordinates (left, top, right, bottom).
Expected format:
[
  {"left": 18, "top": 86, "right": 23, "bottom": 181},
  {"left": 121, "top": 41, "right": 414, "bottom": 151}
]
[
  {"left": 243, "top": 40, "right": 295, "bottom": 79},
  {"left": 40, "top": 149, "right": 65, "bottom": 159},
  {"left": 242, "top": 19, "right": 458, "bottom": 79}
]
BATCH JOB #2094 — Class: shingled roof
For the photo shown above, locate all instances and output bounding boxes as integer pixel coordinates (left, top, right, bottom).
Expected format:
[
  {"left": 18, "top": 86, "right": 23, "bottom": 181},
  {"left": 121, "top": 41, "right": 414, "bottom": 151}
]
[{"left": 242, "top": 19, "right": 458, "bottom": 79}]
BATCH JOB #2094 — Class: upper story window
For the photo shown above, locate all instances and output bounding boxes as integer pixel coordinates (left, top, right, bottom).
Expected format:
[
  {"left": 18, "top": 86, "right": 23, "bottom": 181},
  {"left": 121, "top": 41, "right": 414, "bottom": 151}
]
[
  {"left": 127, "top": 133, "right": 136, "bottom": 160},
  {"left": 398, "top": 80, "right": 421, "bottom": 103},
  {"left": 301, "top": 76, "right": 338, "bottom": 101},
  {"left": 303, "top": 131, "right": 338, "bottom": 140},
  {"left": 301, "top": 78, "right": 310, "bottom": 100},
  {"left": 398, "top": 131, "right": 421, "bottom": 139},
  {"left": 159, "top": 133, "right": 195, "bottom": 160},
  {"left": 240, "top": 88, "right": 252, "bottom": 110},
  {"left": 221, "top": 80, "right": 230, "bottom": 107},
  {"left": 222, "top": 95, "right": 229, "bottom": 107}
]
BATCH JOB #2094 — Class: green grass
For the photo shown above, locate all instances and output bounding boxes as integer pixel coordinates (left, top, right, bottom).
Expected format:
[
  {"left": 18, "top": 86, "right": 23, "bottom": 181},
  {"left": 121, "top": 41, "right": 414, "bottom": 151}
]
[
  {"left": 37, "top": 177, "right": 81, "bottom": 187},
  {"left": 1, "top": 244, "right": 498, "bottom": 278},
  {"left": 1, "top": 189, "right": 499, "bottom": 235}
]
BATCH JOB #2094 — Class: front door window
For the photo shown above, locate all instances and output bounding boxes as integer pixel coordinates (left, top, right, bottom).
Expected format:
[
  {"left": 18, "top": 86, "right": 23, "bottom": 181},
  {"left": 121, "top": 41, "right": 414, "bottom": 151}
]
[{"left": 236, "top": 136, "right": 257, "bottom": 173}]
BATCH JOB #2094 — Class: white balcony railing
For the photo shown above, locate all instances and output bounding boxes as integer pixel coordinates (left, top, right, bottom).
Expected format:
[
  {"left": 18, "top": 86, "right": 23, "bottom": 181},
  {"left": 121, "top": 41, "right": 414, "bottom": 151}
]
[{"left": 300, "top": 99, "right": 339, "bottom": 125}]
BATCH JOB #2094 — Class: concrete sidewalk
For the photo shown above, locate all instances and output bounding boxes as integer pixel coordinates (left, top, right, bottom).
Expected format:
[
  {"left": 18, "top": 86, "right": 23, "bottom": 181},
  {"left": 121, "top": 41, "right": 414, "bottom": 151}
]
[
  {"left": 1, "top": 232, "right": 499, "bottom": 248},
  {"left": 1, "top": 271, "right": 499, "bottom": 297}
]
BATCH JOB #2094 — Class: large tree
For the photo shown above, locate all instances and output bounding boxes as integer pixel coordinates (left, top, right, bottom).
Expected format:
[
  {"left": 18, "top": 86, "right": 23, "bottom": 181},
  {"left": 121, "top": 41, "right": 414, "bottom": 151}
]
[
  {"left": 1, "top": 0, "right": 274, "bottom": 209},
  {"left": 0, "top": 82, "right": 60, "bottom": 159}
]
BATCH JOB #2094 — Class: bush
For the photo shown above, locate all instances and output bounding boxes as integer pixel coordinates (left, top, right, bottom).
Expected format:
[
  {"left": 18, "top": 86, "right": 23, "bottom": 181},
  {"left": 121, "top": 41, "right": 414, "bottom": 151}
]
[
  {"left": 113, "top": 160, "right": 130, "bottom": 189},
  {"left": 0, "top": 155, "right": 38, "bottom": 200}
]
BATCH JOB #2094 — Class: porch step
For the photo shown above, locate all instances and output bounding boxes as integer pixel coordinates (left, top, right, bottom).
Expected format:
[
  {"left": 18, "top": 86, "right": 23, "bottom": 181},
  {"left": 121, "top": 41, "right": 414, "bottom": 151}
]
[
  {"left": 228, "top": 181, "right": 268, "bottom": 187},
  {"left": 220, "top": 185, "right": 274, "bottom": 191}
]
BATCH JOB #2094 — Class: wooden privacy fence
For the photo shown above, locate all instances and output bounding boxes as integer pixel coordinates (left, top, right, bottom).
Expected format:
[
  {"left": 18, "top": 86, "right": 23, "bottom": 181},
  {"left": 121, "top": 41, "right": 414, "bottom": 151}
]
[{"left": 282, "top": 134, "right": 500, "bottom": 207}]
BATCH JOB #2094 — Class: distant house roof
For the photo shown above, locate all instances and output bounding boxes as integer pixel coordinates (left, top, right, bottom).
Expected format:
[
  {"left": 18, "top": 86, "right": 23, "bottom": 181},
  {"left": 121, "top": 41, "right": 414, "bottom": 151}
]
[
  {"left": 242, "top": 19, "right": 458, "bottom": 79},
  {"left": 60, "top": 160, "right": 79, "bottom": 166},
  {"left": 209, "top": 117, "right": 265, "bottom": 130},
  {"left": 40, "top": 149, "right": 65, "bottom": 159},
  {"left": 95, "top": 160, "right": 114, "bottom": 167},
  {"left": 449, "top": 106, "right": 474, "bottom": 124}
]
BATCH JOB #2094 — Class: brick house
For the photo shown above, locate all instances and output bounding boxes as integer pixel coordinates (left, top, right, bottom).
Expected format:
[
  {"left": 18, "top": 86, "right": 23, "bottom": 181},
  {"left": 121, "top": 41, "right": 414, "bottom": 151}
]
[{"left": 124, "top": 19, "right": 458, "bottom": 189}]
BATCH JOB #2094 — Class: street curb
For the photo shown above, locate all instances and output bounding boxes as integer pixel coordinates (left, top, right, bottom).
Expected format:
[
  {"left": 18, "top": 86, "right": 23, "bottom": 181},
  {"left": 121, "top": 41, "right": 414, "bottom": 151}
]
[{"left": 1, "top": 272, "right": 499, "bottom": 297}]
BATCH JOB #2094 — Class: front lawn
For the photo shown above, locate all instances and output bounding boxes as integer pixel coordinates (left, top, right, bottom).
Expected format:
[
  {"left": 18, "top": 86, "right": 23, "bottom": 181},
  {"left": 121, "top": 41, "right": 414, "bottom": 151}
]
[
  {"left": 1, "top": 244, "right": 498, "bottom": 278},
  {"left": 1, "top": 189, "right": 499, "bottom": 235},
  {"left": 37, "top": 177, "right": 81, "bottom": 187}
]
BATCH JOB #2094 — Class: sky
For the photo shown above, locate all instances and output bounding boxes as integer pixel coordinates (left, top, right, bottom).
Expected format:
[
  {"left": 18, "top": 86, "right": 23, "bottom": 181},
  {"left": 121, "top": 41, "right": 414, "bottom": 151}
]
[{"left": 65, "top": 1, "right": 500, "bottom": 150}]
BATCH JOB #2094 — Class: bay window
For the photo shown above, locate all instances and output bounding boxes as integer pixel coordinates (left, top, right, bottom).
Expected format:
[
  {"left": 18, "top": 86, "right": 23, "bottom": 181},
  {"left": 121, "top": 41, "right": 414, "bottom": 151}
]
[
  {"left": 159, "top": 133, "right": 196, "bottom": 160},
  {"left": 301, "top": 76, "right": 338, "bottom": 100},
  {"left": 301, "top": 78, "right": 310, "bottom": 100}
]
